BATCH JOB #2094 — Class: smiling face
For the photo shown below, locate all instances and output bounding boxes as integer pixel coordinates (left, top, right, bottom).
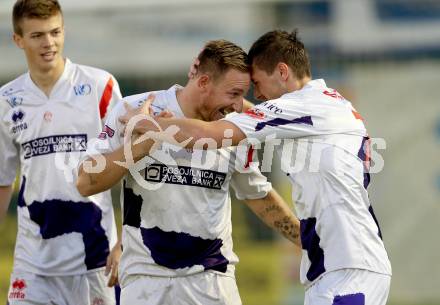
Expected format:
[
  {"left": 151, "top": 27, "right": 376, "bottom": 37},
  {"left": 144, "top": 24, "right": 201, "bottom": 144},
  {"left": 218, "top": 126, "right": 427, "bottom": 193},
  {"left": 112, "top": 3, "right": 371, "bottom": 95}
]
[
  {"left": 199, "top": 68, "right": 251, "bottom": 121},
  {"left": 13, "top": 13, "right": 65, "bottom": 74}
]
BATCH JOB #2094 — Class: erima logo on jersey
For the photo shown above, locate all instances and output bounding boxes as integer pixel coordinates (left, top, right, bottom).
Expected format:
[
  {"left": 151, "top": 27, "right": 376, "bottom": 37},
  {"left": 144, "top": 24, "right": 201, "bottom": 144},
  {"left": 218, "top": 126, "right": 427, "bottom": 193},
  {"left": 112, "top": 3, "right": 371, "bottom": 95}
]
[
  {"left": 22, "top": 134, "right": 87, "bottom": 159},
  {"left": 9, "top": 278, "right": 26, "bottom": 299},
  {"left": 12, "top": 110, "right": 24, "bottom": 122},
  {"left": 255, "top": 115, "right": 313, "bottom": 131},
  {"left": 145, "top": 163, "right": 226, "bottom": 189},
  {"left": 74, "top": 84, "right": 92, "bottom": 96},
  {"left": 11, "top": 109, "right": 28, "bottom": 134}
]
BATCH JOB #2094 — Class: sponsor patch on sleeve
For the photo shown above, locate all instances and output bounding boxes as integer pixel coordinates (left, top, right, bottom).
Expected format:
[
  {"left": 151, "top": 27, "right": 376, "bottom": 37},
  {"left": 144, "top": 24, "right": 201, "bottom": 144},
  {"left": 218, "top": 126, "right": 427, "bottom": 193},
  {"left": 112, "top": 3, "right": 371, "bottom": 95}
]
[
  {"left": 98, "top": 125, "right": 115, "bottom": 140},
  {"left": 245, "top": 108, "right": 265, "bottom": 119}
]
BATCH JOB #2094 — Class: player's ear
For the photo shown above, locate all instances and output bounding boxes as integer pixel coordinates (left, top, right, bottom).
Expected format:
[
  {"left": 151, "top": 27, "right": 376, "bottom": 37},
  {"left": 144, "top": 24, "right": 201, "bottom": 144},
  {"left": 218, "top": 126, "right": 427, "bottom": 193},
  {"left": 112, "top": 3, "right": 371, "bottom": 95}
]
[
  {"left": 13, "top": 33, "right": 24, "bottom": 49},
  {"left": 197, "top": 74, "right": 210, "bottom": 91},
  {"left": 277, "top": 62, "right": 290, "bottom": 82}
]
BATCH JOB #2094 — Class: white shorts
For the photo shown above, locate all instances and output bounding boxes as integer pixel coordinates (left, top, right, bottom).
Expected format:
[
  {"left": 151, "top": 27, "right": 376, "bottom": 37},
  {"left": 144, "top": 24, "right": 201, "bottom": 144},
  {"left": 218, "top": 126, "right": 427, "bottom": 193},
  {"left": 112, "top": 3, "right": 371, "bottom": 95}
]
[
  {"left": 120, "top": 272, "right": 241, "bottom": 305},
  {"left": 304, "top": 269, "right": 391, "bottom": 305},
  {"left": 7, "top": 269, "right": 116, "bottom": 305}
]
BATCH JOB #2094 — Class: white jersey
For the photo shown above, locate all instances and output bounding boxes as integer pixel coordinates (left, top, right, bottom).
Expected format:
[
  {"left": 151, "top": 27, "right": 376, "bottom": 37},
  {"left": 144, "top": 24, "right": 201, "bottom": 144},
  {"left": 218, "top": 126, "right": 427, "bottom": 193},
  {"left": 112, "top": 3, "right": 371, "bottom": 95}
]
[
  {"left": 225, "top": 79, "right": 392, "bottom": 286},
  {"left": 92, "top": 85, "right": 272, "bottom": 287},
  {"left": 0, "top": 59, "right": 121, "bottom": 276}
]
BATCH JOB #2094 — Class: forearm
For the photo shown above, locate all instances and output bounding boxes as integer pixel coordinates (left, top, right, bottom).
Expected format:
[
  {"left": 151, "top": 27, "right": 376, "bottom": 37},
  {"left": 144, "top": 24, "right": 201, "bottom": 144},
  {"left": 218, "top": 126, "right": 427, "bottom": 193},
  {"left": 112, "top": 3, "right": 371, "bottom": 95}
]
[
  {"left": 156, "top": 117, "right": 215, "bottom": 147},
  {"left": 77, "top": 138, "right": 154, "bottom": 196},
  {"left": 0, "top": 185, "right": 13, "bottom": 223},
  {"left": 244, "top": 189, "right": 301, "bottom": 247},
  {"left": 140, "top": 117, "right": 245, "bottom": 149}
]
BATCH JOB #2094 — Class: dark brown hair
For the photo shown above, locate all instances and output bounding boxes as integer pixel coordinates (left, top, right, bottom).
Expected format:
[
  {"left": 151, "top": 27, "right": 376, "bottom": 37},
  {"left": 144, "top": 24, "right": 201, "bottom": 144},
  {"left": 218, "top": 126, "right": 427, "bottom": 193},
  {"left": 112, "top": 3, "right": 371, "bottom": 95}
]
[
  {"left": 13, "top": 0, "right": 63, "bottom": 35},
  {"left": 248, "top": 29, "right": 311, "bottom": 79},
  {"left": 197, "top": 39, "right": 249, "bottom": 81}
]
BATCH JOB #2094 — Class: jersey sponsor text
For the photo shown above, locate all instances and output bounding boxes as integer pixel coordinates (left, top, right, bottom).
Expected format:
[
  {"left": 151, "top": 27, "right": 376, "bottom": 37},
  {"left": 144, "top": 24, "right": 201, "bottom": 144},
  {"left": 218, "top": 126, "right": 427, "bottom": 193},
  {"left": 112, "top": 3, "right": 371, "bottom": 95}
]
[
  {"left": 145, "top": 163, "right": 226, "bottom": 189},
  {"left": 22, "top": 134, "right": 87, "bottom": 159}
]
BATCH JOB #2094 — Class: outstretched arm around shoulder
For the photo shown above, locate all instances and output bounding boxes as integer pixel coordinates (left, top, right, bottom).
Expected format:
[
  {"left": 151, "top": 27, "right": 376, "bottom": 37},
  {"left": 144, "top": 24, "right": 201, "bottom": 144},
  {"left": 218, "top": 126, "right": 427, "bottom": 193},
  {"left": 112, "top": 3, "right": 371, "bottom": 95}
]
[
  {"left": 76, "top": 136, "right": 154, "bottom": 197},
  {"left": 119, "top": 112, "right": 247, "bottom": 150}
]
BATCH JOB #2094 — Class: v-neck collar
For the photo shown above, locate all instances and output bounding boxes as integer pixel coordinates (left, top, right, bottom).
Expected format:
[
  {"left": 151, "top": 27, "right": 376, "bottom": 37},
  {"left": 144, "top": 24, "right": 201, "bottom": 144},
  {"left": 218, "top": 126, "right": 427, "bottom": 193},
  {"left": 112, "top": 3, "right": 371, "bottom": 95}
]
[{"left": 24, "top": 58, "right": 73, "bottom": 101}]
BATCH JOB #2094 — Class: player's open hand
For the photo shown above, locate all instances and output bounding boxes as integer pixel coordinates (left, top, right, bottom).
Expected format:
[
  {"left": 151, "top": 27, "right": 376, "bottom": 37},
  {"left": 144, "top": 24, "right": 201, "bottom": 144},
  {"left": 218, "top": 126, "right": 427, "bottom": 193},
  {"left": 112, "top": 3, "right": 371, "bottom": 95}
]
[
  {"left": 119, "top": 94, "right": 155, "bottom": 124},
  {"left": 156, "top": 109, "right": 175, "bottom": 119},
  {"left": 119, "top": 94, "right": 157, "bottom": 136},
  {"left": 119, "top": 94, "right": 177, "bottom": 139},
  {"left": 105, "top": 241, "right": 122, "bottom": 287}
]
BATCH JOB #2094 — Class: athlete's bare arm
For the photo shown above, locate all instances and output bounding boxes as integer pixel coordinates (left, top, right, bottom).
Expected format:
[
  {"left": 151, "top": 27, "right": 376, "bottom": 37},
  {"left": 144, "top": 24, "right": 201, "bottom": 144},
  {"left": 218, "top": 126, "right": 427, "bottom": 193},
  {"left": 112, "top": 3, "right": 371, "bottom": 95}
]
[
  {"left": 0, "top": 185, "right": 13, "bottom": 223},
  {"left": 77, "top": 95, "right": 173, "bottom": 197},
  {"left": 78, "top": 113, "right": 244, "bottom": 197},
  {"left": 156, "top": 117, "right": 245, "bottom": 149},
  {"left": 76, "top": 138, "right": 154, "bottom": 197},
  {"left": 244, "top": 189, "right": 301, "bottom": 247},
  {"left": 118, "top": 100, "right": 246, "bottom": 150},
  {"left": 105, "top": 236, "right": 122, "bottom": 287}
]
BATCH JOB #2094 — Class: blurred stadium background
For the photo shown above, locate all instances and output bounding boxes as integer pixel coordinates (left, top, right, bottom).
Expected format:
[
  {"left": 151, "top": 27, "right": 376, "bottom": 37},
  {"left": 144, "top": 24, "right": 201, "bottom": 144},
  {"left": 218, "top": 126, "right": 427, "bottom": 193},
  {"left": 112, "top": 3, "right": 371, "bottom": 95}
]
[{"left": 1, "top": 0, "right": 439, "bottom": 304}]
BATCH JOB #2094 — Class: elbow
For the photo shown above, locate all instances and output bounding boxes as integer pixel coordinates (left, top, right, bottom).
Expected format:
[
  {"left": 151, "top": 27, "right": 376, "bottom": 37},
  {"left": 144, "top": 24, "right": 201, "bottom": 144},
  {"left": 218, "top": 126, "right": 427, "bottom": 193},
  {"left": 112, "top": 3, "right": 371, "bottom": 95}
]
[
  {"left": 76, "top": 167, "right": 94, "bottom": 197},
  {"left": 76, "top": 178, "right": 91, "bottom": 197},
  {"left": 76, "top": 183, "right": 91, "bottom": 198}
]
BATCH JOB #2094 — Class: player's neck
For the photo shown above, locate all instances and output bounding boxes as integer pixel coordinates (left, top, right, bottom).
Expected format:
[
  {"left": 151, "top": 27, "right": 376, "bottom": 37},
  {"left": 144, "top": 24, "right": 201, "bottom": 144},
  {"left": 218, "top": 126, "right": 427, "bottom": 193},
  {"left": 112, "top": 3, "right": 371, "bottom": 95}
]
[
  {"left": 287, "top": 76, "right": 311, "bottom": 93},
  {"left": 175, "top": 86, "right": 203, "bottom": 120},
  {"left": 28, "top": 58, "right": 65, "bottom": 98}
]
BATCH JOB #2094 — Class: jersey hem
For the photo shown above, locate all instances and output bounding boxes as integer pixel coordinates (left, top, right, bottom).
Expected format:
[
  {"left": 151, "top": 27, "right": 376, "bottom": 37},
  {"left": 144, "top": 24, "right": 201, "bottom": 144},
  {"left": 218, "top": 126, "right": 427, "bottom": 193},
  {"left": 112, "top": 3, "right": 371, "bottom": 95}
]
[
  {"left": 12, "top": 266, "right": 106, "bottom": 277},
  {"left": 120, "top": 269, "right": 236, "bottom": 289},
  {"left": 234, "top": 185, "right": 272, "bottom": 200},
  {"left": 304, "top": 266, "right": 392, "bottom": 289}
]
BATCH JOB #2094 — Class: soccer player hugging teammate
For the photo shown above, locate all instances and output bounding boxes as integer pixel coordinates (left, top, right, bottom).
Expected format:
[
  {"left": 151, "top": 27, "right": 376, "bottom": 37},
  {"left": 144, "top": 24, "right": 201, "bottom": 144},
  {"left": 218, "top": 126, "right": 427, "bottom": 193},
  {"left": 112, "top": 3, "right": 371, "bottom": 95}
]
[
  {"left": 0, "top": 1, "right": 122, "bottom": 304},
  {"left": 77, "top": 40, "right": 301, "bottom": 305},
  {"left": 120, "top": 30, "right": 393, "bottom": 305}
]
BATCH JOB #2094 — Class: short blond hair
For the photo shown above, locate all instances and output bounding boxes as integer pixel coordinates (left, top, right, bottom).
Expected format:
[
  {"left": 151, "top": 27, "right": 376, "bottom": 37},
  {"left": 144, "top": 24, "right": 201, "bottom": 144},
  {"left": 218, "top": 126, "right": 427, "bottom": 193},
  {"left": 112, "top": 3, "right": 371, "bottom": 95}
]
[{"left": 197, "top": 40, "right": 249, "bottom": 81}]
